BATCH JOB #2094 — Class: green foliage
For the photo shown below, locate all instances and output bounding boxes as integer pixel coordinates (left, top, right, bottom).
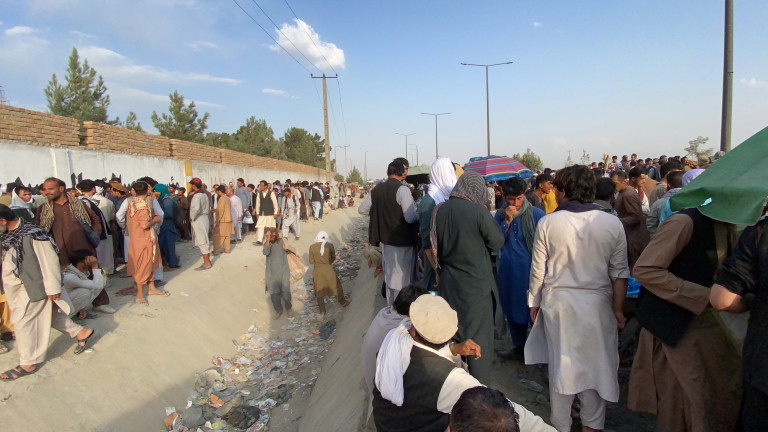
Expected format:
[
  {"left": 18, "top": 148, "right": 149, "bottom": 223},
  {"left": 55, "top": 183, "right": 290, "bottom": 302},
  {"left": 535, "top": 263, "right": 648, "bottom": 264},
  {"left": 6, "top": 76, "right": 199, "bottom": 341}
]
[
  {"left": 684, "top": 136, "right": 714, "bottom": 162},
  {"left": 282, "top": 127, "right": 325, "bottom": 167},
  {"left": 334, "top": 173, "right": 344, "bottom": 182},
  {"left": 44, "top": 47, "right": 111, "bottom": 122},
  {"left": 151, "top": 91, "right": 209, "bottom": 142},
  {"left": 346, "top": 166, "right": 363, "bottom": 184},
  {"left": 233, "top": 116, "right": 285, "bottom": 159},
  {"left": 511, "top": 148, "right": 544, "bottom": 172},
  {"left": 124, "top": 111, "right": 144, "bottom": 132}
]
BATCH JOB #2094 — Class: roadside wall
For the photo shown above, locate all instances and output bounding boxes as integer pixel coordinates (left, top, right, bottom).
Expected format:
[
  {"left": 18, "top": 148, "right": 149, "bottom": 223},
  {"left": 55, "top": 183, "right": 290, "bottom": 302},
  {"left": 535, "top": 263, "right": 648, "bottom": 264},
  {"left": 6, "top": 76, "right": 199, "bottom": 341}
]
[{"left": 0, "top": 104, "right": 333, "bottom": 187}]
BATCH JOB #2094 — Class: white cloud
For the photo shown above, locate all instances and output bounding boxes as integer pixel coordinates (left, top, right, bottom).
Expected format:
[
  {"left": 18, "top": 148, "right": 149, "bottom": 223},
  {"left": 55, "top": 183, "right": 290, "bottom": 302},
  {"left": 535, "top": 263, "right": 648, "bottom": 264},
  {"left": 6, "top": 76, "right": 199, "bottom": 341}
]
[
  {"left": 109, "top": 85, "right": 223, "bottom": 108},
  {"left": 532, "top": 21, "right": 543, "bottom": 28},
  {"left": 78, "top": 46, "right": 240, "bottom": 86},
  {"left": 269, "top": 19, "right": 345, "bottom": 70},
  {"left": 5, "top": 25, "right": 39, "bottom": 36},
  {"left": 262, "top": 88, "right": 286, "bottom": 96},
  {"left": 70, "top": 30, "right": 96, "bottom": 39},
  {"left": 186, "top": 40, "right": 217, "bottom": 50},
  {"left": 740, "top": 78, "right": 768, "bottom": 89}
]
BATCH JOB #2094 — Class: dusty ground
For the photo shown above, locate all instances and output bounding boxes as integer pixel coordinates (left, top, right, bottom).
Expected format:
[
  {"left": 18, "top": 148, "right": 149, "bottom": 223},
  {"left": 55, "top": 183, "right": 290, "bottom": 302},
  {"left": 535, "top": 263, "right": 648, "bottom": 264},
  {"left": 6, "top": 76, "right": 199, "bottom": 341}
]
[{"left": 0, "top": 206, "right": 362, "bottom": 431}]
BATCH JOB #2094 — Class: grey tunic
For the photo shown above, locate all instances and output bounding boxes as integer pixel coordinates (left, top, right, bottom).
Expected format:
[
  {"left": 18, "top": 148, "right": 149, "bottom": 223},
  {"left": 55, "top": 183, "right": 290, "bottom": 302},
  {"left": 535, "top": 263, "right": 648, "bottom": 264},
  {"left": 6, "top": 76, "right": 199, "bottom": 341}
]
[
  {"left": 434, "top": 197, "right": 504, "bottom": 385},
  {"left": 263, "top": 239, "right": 290, "bottom": 295}
]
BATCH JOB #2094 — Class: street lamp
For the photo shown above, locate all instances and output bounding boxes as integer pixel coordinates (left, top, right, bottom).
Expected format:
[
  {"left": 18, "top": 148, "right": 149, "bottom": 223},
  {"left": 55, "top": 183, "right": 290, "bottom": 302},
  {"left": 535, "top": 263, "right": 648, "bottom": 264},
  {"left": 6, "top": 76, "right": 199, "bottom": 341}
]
[
  {"left": 395, "top": 132, "right": 415, "bottom": 161},
  {"left": 408, "top": 143, "right": 419, "bottom": 166},
  {"left": 421, "top": 112, "right": 450, "bottom": 159},
  {"left": 460, "top": 61, "right": 513, "bottom": 156}
]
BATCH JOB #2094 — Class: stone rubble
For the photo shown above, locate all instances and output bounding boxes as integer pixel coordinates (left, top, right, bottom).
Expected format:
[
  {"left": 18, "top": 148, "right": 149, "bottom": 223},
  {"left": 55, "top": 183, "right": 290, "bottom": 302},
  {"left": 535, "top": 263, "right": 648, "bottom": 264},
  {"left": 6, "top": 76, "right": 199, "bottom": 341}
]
[{"left": 162, "top": 220, "right": 368, "bottom": 432}]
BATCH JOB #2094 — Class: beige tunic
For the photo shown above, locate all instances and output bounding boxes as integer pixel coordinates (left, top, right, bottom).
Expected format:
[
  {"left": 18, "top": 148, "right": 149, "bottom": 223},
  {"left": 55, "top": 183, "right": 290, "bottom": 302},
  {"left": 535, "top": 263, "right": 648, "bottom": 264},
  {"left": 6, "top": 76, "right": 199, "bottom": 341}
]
[
  {"left": 629, "top": 214, "right": 741, "bottom": 432},
  {"left": 525, "top": 209, "right": 629, "bottom": 401}
]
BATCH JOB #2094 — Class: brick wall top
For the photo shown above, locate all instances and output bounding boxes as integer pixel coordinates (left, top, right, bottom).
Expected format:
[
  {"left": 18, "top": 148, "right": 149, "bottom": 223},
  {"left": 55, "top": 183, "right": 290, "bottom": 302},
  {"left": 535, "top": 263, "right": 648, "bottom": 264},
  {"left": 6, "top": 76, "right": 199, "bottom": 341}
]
[
  {"left": 0, "top": 104, "right": 81, "bottom": 147},
  {"left": 0, "top": 104, "right": 335, "bottom": 178}
]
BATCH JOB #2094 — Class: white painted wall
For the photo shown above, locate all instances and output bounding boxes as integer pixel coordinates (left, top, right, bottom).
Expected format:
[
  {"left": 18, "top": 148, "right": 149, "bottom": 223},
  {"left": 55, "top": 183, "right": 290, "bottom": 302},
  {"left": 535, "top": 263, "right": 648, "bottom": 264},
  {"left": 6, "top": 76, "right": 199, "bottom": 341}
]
[{"left": 1, "top": 140, "right": 327, "bottom": 188}]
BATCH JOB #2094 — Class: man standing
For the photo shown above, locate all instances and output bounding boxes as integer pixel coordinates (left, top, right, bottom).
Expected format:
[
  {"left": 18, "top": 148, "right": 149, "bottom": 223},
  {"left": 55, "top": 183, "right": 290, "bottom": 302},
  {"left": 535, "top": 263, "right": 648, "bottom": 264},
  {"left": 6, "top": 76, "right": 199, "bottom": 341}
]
[
  {"left": 710, "top": 216, "right": 768, "bottom": 432},
  {"left": 494, "top": 177, "right": 545, "bottom": 359},
  {"left": 627, "top": 167, "right": 650, "bottom": 215},
  {"left": 76, "top": 179, "right": 115, "bottom": 275},
  {"left": 646, "top": 171, "right": 684, "bottom": 235},
  {"left": 35, "top": 178, "right": 102, "bottom": 268},
  {"left": 226, "top": 186, "right": 244, "bottom": 244},
  {"left": 234, "top": 178, "right": 252, "bottom": 224},
  {"left": 629, "top": 208, "right": 741, "bottom": 432},
  {"left": 526, "top": 165, "right": 629, "bottom": 432},
  {"left": 526, "top": 173, "right": 555, "bottom": 214},
  {"left": 213, "top": 186, "right": 233, "bottom": 255},
  {"left": 175, "top": 187, "right": 192, "bottom": 240},
  {"left": 0, "top": 205, "right": 96, "bottom": 380},
  {"left": 252, "top": 180, "right": 279, "bottom": 244},
  {"left": 648, "top": 160, "right": 683, "bottom": 205},
  {"left": 612, "top": 170, "right": 649, "bottom": 270},
  {"left": 280, "top": 187, "right": 300, "bottom": 240},
  {"left": 369, "top": 159, "right": 418, "bottom": 305},
  {"left": 310, "top": 182, "right": 324, "bottom": 220},
  {"left": 125, "top": 182, "right": 165, "bottom": 305},
  {"left": 188, "top": 179, "right": 212, "bottom": 270}
]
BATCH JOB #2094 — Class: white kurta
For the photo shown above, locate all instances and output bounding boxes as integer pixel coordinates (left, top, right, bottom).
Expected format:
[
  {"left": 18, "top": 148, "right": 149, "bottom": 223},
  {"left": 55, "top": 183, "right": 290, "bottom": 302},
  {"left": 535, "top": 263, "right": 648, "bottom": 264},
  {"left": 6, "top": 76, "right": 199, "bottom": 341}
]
[
  {"left": 525, "top": 209, "right": 629, "bottom": 402},
  {"left": 2, "top": 240, "right": 82, "bottom": 365},
  {"left": 190, "top": 192, "right": 212, "bottom": 254}
]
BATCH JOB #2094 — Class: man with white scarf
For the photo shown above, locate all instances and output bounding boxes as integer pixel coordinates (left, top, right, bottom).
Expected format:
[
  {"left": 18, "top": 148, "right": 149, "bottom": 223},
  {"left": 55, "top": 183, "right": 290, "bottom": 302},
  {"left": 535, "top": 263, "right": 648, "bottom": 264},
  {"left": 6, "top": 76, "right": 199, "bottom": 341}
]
[{"left": 372, "top": 295, "right": 553, "bottom": 432}]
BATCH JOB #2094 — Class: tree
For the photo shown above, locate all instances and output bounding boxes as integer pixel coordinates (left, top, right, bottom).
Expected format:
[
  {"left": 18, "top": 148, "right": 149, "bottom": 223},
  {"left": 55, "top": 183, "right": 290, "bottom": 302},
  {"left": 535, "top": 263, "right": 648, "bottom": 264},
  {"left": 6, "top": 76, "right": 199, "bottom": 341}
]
[
  {"left": 282, "top": 127, "right": 324, "bottom": 166},
  {"left": 346, "top": 166, "right": 363, "bottom": 184},
  {"left": 580, "top": 150, "right": 591, "bottom": 165},
  {"left": 511, "top": 148, "right": 544, "bottom": 172},
  {"left": 232, "top": 116, "right": 285, "bottom": 159},
  {"left": 684, "top": 136, "right": 714, "bottom": 162},
  {"left": 151, "top": 91, "right": 209, "bottom": 142},
  {"left": 44, "top": 47, "right": 111, "bottom": 122},
  {"left": 124, "top": 111, "right": 144, "bottom": 132},
  {"left": 334, "top": 173, "right": 344, "bottom": 182}
]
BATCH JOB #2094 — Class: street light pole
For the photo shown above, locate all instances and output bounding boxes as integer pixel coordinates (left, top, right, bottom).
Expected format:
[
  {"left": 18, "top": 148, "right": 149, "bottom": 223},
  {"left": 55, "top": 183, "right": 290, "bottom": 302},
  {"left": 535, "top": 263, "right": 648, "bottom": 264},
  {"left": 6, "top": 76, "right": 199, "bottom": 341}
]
[
  {"left": 395, "top": 132, "right": 415, "bottom": 161},
  {"left": 408, "top": 143, "right": 419, "bottom": 166},
  {"left": 421, "top": 112, "right": 450, "bottom": 159},
  {"left": 338, "top": 144, "right": 350, "bottom": 176},
  {"left": 460, "top": 61, "right": 513, "bottom": 156}
]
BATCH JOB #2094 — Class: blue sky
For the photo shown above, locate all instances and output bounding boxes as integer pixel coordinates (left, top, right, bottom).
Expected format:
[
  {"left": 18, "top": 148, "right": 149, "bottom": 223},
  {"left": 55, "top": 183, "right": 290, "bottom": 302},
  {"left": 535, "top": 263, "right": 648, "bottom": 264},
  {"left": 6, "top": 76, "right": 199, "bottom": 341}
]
[{"left": 1, "top": 0, "right": 767, "bottom": 176}]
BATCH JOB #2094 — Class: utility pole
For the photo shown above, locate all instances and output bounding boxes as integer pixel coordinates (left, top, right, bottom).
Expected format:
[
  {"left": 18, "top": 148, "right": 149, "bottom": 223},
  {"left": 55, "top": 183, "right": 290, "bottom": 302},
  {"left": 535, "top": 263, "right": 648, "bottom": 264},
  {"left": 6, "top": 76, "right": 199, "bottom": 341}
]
[
  {"left": 421, "top": 112, "right": 450, "bottom": 159},
  {"left": 338, "top": 144, "right": 350, "bottom": 176},
  {"left": 395, "top": 132, "right": 415, "bottom": 160},
  {"left": 460, "top": 61, "right": 513, "bottom": 156},
  {"left": 720, "top": 0, "right": 733, "bottom": 152},
  {"left": 311, "top": 74, "right": 338, "bottom": 181}
]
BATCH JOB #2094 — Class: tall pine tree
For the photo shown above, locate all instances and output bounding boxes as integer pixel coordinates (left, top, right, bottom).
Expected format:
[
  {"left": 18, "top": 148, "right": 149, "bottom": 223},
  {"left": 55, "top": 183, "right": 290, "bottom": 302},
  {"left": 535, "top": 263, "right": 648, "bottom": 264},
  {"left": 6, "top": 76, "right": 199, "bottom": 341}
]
[
  {"left": 44, "top": 47, "right": 111, "bottom": 122},
  {"left": 151, "top": 91, "right": 210, "bottom": 142}
]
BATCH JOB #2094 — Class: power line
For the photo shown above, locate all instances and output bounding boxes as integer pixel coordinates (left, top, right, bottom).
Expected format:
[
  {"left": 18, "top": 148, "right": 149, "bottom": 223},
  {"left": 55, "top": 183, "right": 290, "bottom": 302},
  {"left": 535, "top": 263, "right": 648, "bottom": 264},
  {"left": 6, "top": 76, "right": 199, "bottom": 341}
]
[
  {"left": 230, "top": 0, "right": 312, "bottom": 74},
  {"left": 249, "top": 0, "right": 322, "bottom": 74},
  {"left": 335, "top": 79, "right": 350, "bottom": 150},
  {"left": 282, "top": 0, "right": 338, "bottom": 75}
]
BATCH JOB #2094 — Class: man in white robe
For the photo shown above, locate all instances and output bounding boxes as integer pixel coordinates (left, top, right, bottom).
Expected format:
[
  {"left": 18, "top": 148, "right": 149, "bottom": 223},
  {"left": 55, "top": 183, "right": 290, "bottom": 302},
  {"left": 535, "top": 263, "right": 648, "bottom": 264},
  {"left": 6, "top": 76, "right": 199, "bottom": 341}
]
[
  {"left": 0, "top": 205, "right": 95, "bottom": 380},
  {"left": 252, "top": 180, "right": 279, "bottom": 244},
  {"left": 188, "top": 179, "right": 212, "bottom": 270},
  {"left": 525, "top": 165, "right": 629, "bottom": 432}
]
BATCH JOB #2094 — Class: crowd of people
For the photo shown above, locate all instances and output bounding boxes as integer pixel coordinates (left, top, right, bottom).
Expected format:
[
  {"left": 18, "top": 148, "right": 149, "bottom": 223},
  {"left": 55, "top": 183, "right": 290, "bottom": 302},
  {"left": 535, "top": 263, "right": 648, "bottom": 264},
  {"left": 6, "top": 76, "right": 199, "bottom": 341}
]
[
  {"left": 0, "top": 174, "right": 364, "bottom": 381},
  {"left": 361, "top": 153, "right": 765, "bottom": 432}
]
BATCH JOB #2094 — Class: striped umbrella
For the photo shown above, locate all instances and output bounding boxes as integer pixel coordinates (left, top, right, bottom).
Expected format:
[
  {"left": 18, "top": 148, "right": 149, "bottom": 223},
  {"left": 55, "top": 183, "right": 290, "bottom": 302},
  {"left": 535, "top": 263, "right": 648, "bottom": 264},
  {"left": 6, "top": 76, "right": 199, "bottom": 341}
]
[{"left": 463, "top": 155, "right": 534, "bottom": 182}]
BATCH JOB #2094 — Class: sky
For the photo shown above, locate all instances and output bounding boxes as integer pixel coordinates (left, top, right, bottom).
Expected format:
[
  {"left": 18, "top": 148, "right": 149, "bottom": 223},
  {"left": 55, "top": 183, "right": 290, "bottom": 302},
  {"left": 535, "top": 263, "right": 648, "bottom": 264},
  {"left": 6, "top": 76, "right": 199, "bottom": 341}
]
[{"left": 1, "top": 0, "right": 767, "bottom": 177}]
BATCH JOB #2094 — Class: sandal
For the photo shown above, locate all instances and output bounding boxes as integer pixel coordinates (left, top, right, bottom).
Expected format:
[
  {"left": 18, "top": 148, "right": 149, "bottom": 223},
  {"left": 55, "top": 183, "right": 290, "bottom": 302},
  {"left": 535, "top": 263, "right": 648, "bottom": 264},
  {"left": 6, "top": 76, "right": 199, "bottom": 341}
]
[
  {"left": 0, "top": 365, "right": 37, "bottom": 380},
  {"left": 148, "top": 289, "right": 171, "bottom": 297},
  {"left": 74, "top": 329, "right": 96, "bottom": 355}
]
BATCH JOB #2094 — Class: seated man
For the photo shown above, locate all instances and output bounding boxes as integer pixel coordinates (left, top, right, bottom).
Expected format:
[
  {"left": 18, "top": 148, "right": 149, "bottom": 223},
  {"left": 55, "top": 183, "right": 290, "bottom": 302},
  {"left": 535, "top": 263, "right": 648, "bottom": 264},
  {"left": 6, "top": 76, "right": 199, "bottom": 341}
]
[
  {"left": 448, "top": 387, "right": 521, "bottom": 432},
  {"left": 62, "top": 250, "right": 114, "bottom": 319},
  {"left": 372, "top": 295, "right": 554, "bottom": 432}
]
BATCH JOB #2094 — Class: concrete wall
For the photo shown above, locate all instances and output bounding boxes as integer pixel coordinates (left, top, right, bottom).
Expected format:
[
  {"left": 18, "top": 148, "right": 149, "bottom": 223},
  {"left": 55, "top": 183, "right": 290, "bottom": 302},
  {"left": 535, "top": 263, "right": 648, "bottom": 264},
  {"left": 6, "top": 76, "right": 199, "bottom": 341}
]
[{"left": 0, "top": 103, "right": 335, "bottom": 188}]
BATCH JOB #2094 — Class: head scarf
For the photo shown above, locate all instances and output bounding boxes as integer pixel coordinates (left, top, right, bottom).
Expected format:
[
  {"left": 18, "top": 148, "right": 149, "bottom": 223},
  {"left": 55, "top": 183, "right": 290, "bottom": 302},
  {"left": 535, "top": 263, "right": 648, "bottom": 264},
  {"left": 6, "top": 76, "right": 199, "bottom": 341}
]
[
  {"left": 314, "top": 230, "right": 330, "bottom": 256},
  {"left": 153, "top": 184, "right": 170, "bottom": 201},
  {"left": 0, "top": 221, "right": 59, "bottom": 280},
  {"left": 10, "top": 190, "right": 33, "bottom": 210},
  {"left": 682, "top": 169, "right": 705, "bottom": 186},
  {"left": 374, "top": 321, "right": 414, "bottom": 407},
  {"left": 449, "top": 171, "right": 488, "bottom": 207},
  {"left": 427, "top": 158, "right": 457, "bottom": 205}
]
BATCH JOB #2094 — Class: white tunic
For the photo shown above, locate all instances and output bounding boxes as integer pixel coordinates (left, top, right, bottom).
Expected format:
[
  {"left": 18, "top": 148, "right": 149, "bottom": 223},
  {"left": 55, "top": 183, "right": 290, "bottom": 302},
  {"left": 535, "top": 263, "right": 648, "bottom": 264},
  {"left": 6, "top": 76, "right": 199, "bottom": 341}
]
[{"left": 525, "top": 209, "right": 629, "bottom": 402}]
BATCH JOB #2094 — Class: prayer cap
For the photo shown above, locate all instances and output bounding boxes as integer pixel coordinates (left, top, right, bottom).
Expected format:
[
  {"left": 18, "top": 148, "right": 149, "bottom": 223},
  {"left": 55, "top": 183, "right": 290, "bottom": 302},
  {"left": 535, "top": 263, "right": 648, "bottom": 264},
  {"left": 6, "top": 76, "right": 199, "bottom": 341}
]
[
  {"left": 190, "top": 177, "right": 203, "bottom": 186},
  {"left": 410, "top": 295, "right": 458, "bottom": 344}
]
